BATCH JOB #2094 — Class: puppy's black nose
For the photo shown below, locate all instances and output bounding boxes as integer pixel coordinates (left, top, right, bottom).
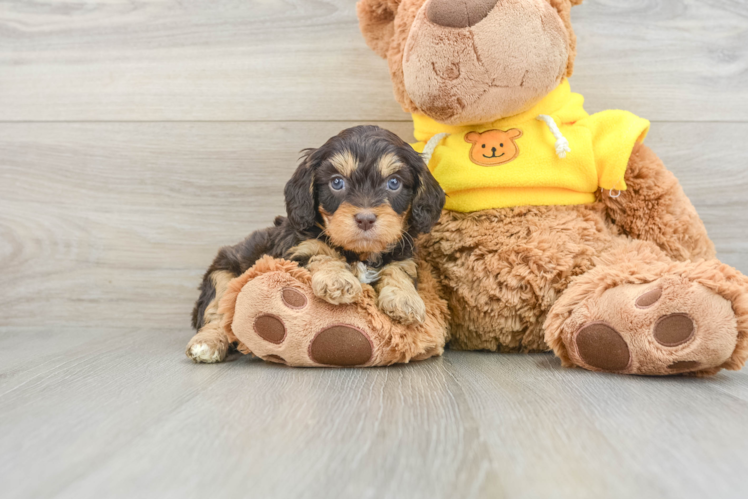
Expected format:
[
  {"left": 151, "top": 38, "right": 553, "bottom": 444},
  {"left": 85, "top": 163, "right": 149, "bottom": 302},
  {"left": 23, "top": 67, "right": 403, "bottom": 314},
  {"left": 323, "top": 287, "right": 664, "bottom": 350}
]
[{"left": 354, "top": 212, "right": 377, "bottom": 231}]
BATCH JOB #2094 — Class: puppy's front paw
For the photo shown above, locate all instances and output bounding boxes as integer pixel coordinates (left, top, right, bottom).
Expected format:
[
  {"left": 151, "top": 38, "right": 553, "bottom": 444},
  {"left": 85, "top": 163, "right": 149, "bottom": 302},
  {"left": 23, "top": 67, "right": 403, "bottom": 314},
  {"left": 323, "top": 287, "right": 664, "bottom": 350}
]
[
  {"left": 311, "top": 269, "right": 362, "bottom": 305},
  {"left": 377, "top": 286, "right": 426, "bottom": 325},
  {"left": 186, "top": 336, "right": 228, "bottom": 364}
]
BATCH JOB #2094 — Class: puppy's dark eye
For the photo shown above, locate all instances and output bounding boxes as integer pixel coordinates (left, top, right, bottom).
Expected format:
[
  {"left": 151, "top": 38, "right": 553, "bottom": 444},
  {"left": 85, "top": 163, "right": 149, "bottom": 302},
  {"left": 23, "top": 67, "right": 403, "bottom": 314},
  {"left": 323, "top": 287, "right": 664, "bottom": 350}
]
[
  {"left": 386, "top": 177, "right": 401, "bottom": 191},
  {"left": 330, "top": 176, "right": 346, "bottom": 191}
]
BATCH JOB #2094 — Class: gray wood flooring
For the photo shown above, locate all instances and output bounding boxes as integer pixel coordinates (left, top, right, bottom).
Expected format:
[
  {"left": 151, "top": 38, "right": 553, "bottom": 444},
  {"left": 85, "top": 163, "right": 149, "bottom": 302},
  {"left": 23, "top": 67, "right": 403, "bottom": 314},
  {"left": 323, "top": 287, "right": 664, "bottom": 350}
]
[{"left": 1, "top": 0, "right": 747, "bottom": 497}]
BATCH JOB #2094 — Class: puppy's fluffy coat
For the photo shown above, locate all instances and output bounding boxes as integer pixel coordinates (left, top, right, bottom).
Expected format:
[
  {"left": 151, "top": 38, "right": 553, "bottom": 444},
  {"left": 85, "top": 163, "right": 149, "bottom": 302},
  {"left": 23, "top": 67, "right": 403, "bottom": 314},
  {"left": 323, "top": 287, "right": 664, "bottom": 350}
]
[{"left": 189, "top": 126, "right": 445, "bottom": 362}]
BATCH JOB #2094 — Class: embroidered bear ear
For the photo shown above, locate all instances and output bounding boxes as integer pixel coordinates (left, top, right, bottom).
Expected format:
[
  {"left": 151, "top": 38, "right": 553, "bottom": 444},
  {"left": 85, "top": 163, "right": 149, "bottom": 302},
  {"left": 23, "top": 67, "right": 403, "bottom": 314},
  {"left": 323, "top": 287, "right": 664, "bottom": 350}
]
[
  {"left": 464, "top": 132, "right": 481, "bottom": 144},
  {"left": 357, "top": 0, "right": 403, "bottom": 59},
  {"left": 507, "top": 129, "right": 523, "bottom": 139}
]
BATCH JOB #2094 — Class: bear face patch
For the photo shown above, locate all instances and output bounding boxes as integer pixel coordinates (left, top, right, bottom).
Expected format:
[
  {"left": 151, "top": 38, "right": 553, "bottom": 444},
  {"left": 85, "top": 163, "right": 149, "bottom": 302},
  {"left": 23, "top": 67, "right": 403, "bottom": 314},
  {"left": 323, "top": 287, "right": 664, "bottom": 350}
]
[{"left": 465, "top": 129, "right": 523, "bottom": 166}]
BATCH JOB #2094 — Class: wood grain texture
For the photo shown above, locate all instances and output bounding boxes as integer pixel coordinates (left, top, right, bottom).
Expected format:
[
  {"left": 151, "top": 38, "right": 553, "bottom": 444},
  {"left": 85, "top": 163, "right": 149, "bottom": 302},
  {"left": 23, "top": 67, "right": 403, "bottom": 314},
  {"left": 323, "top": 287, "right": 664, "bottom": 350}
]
[
  {"left": 1, "top": 0, "right": 748, "bottom": 497},
  {"left": 447, "top": 351, "right": 748, "bottom": 498},
  {"left": 0, "top": 329, "right": 747, "bottom": 498},
  {"left": 1, "top": 122, "right": 746, "bottom": 330},
  {"left": 0, "top": 328, "right": 502, "bottom": 498},
  {"left": 0, "top": 0, "right": 747, "bottom": 121}
]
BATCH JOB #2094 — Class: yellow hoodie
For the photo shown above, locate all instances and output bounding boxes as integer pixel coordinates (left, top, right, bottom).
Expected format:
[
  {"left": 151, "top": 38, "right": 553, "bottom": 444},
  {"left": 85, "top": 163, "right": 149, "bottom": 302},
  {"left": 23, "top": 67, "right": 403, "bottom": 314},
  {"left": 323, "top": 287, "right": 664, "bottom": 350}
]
[{"left": 411, "top": 80, "right": 650, "bottom": 212}]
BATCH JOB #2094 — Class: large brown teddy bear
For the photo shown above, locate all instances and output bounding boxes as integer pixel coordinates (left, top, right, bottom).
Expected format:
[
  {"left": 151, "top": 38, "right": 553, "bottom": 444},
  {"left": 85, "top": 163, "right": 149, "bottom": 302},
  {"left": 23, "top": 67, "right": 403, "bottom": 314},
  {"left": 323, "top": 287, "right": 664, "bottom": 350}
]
[{"left": 196, "top": 0, "right": 748, "bottom": 376}]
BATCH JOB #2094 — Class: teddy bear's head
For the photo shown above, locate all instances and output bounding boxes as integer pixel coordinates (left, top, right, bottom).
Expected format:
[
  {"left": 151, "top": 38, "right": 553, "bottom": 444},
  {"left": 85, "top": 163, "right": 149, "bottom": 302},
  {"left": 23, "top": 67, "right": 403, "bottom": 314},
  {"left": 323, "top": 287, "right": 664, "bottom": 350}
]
[{"left": 358, "top": 0, "right": 583, "bottom": 126}]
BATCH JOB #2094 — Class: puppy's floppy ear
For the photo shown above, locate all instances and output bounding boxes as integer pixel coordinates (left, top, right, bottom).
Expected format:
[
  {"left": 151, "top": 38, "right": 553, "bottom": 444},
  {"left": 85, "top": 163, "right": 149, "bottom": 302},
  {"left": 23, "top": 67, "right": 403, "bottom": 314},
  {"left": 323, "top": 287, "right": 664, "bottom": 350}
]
[
  {"left": 284, "top": 148, "right": 323, "bottom": 232},
  {"left": 357, "top": 0, "right": 402, "bottom": 59},
  {"left": 404, "top": 148, "right": 445, "bottom": 234}
]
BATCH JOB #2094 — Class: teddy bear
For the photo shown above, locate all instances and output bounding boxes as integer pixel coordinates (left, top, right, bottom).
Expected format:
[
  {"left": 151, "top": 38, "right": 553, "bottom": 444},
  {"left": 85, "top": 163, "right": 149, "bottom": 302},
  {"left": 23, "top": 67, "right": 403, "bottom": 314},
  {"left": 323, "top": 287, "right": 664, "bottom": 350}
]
[{"left": 208, "top": 0, "right": 748, "bottom": 376}]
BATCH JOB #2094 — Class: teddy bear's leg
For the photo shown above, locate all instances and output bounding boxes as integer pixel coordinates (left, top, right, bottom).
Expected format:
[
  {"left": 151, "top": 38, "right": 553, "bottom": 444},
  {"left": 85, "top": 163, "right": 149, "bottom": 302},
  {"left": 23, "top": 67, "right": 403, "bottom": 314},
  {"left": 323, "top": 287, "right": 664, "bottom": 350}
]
[
  {"left": 186, "top": 270, "right": 234, "bottom": 363},
  {"left": 600, "top": 143, "right": 716, "bottom": 262},
  {"left": 545, "top": 240, "right": 748, "bottom": 376},
  {"left": 220, "top": 257, "right": 449, "bottom": 367}
]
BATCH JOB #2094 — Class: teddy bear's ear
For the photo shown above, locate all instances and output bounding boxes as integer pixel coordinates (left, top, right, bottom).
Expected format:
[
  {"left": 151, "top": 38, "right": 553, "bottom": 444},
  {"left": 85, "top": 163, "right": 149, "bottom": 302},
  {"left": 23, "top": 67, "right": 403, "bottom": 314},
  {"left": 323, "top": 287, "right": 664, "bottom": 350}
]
[
  {"left": 547, "top": 0, "right": 583, "bottom": 76},
  {"left": 357, "top": 0, "right": 402, "bottom": 59}
]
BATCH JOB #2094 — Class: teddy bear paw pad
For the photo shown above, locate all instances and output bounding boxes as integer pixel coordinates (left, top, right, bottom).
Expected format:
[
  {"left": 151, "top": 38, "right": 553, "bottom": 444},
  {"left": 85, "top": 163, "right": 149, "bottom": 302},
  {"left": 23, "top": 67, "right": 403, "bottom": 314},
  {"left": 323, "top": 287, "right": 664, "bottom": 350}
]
[
  {"left": 253, "top": 314, "right": 286, "bottom": 344},
  {"left": 308, "top": 325, "right": 373, "bottom": 366},
  {"left": 575, "top": 323, "right": 630, "bottom": 372},
  {"left": 565, "top": 277, "right": 739, "bottom": 376},
  {"left": 653, "top": 313, "right": 695, "bottom": 346}
]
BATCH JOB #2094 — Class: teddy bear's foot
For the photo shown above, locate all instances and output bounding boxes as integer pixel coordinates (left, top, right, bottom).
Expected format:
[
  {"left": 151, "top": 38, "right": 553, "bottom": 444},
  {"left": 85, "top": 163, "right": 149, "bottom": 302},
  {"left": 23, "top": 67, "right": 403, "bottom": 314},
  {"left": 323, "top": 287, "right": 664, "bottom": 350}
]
[
  {"left": 546, "top": 260, "right": 748, "bottom": 376},
  {"left": 218, "top": 256, "right": 448, "bottom": 367},
  {"left": 219, "top": 257, "right": 448, "bottom": 367},
  {"left": 223, "top": 271, "right": 381, "bottom": 367},
  {"left": 238, "top": 282, "right": 376, "bottom": 366}
]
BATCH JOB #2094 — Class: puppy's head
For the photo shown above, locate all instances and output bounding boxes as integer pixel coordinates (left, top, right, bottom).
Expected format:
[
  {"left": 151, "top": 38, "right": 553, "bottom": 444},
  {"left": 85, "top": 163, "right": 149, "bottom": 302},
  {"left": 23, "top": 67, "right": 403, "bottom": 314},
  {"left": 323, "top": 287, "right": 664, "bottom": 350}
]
[{"left": 284, "top": 125, "right": 445, "bottom": 254}]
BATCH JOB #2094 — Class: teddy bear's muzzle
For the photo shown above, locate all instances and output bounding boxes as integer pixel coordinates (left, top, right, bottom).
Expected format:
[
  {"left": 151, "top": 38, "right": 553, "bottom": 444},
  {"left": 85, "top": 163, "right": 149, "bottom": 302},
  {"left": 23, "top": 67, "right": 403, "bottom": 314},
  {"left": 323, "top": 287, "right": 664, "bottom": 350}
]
[
  {"left": 426, "top": 0, "right": 498, "bottom": 28},
  {"left": 403, "top": 0, "right": 570, "bottom": 125}
]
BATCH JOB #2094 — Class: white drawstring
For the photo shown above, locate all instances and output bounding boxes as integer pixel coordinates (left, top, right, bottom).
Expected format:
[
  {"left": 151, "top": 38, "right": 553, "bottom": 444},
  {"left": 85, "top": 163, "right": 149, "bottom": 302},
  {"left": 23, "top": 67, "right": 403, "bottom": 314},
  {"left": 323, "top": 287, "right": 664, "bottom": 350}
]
[
  {"left": 536, "top": 115, "right": 571, "bottom": 158},
  {"left": 421, "top": 132, "right": 450, "bottom": 165}
]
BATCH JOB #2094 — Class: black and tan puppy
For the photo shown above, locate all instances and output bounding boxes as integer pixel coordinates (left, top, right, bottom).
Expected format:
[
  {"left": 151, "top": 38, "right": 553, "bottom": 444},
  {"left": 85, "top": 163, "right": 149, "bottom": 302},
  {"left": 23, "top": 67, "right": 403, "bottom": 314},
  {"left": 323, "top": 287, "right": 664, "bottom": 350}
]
[{"left": 187, "top": 125, "right": 445, "bottom": 363}]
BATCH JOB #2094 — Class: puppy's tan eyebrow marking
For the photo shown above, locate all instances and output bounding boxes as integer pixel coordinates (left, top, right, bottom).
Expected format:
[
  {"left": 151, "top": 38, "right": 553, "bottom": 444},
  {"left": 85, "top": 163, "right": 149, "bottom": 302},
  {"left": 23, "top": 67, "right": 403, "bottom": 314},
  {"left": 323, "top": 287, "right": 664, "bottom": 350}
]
[
  {"left": 378, "top": 153, "right": 404, "bottom": 177},
  {"left": 329, "top": 150, "right": 358, "bottom": 177}
]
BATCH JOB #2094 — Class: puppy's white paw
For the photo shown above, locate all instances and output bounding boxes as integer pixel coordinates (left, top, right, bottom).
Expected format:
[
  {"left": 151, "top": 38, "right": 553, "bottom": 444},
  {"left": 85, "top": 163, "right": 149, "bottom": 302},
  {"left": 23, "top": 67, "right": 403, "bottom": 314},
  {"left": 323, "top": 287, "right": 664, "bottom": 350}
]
[
  {"left": 187, "top": 341, "right": 226, "bottom": 364},
  {"left": 377, "top": 286, "right": 426, "bottom": 325},
  {"left": 312, "top": 270, "right": 363, "bottom": 305}
]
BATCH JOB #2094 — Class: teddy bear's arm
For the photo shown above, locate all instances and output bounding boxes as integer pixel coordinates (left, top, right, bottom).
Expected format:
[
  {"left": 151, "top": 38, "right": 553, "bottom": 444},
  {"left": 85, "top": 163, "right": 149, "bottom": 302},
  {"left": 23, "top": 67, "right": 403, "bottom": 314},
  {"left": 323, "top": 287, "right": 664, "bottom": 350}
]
[{"left": 599, "top": 143, "right": 715, "bottom": 262}]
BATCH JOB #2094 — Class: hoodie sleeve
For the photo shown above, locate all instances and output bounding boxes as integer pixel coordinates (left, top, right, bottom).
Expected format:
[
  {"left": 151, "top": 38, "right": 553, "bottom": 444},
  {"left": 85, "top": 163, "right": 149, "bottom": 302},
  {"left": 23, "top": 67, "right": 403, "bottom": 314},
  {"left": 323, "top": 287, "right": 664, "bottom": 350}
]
[{"left": 582, "top": 110, "right": 650, "bottom": 191}]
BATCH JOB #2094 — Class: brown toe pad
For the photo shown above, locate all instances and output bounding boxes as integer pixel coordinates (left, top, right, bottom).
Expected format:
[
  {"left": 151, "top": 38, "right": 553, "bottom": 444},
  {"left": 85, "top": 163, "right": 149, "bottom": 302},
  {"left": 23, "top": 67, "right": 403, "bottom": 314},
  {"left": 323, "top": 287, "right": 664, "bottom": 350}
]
[
  {"left": 575, "top": 323, "right": 631, "bottom": 372},
  {"left": 636, "top": 288, "right": 662, "bottom": 309},
  {"left": 254, "top": 314, "right": 286, "bottom": 344},
  {"left": 309, "top": 325, "right": 373, "bottom": 367},
  {"left": 654, "top": 313, "right": 695, "bottom": 347},
  {"left": 282, "top": 287, "right": 307, "bottom": 309}
]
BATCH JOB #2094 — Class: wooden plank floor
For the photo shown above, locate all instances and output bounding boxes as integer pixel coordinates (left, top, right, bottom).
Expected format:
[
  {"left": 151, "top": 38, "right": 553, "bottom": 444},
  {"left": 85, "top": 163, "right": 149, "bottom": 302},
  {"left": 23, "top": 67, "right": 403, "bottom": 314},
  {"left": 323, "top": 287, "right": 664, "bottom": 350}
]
[{"left": 1, "top": 0, "right": 748, "bottom": 497}]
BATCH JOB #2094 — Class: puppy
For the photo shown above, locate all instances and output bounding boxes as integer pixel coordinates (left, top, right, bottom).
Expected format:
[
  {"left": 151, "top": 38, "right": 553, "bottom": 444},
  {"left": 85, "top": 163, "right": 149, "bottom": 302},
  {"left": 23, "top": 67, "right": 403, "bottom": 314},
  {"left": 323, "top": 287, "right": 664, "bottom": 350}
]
[{"left": 187, "top": 125, "right": 446, "bottom": 363}]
